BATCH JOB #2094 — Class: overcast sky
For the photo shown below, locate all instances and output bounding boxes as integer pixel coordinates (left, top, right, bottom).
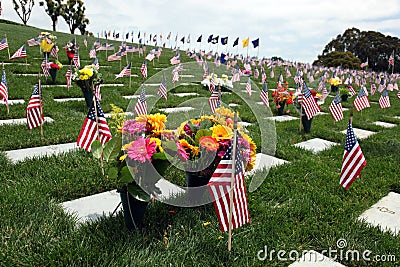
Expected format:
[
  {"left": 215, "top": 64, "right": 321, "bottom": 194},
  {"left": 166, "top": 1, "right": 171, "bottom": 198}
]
[{"left": 2, "top": 0, "right": 400, "bottom": 63}]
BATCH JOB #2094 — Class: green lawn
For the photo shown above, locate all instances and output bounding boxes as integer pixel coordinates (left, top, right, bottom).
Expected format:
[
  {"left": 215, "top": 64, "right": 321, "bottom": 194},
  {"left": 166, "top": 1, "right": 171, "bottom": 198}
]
[{"left": 0, "top": 20, "right": 399, "bottom": 266}]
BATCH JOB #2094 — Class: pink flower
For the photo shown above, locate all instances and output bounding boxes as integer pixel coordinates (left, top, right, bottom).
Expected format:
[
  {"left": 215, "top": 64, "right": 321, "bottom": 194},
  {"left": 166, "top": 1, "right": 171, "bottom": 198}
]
[
  {"left": 127, "top": 138, "right": 156, "bottom": 163},
  {"left": 183, "top": 123, "right": 193, "bottom": 136},
  {"left": 176, "top": 141, "right": 189, "bottom": 161},
  {"left": 122, "top": 120, "right": 145, "bottom": 135}
]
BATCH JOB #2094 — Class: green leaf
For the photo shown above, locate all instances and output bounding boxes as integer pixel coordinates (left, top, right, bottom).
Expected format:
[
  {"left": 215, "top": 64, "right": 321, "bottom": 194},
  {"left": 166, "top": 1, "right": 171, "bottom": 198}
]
[
  {"left": 152, "top": 152, "right": 167, "bottom": 161},
  {"left": 127, "top": 183, "right": 151, "bottom": 202},
  {"left": 103, "top": 136, "right": 122, "bottom": 162},
  {"left": 195, "top": 129, "right": 212, "bottom": 144},
  {"left": 91, "top": 140, "right": 103, "bottom": 159},
  {"left": 119, "top": 166, "right": 134, "bottom": 183},
  {"left": 107, "top": 167, "right": 118, "bottom": 179},
  {"left": 199, "top": 119, "right": 213, "bottom": 129}
]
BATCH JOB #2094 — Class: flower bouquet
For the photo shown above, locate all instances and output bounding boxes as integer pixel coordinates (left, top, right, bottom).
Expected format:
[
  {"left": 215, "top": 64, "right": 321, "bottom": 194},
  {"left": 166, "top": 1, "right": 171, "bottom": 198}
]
[
  {"left": 72, "top": 65, "right": 102, "bottom": 107},
  {"left": 173, "top": 107, "right": 256, "bottom": 186},
  {"left": 39, "top": 32, "right": 56, "bottom": 53},
  {"left": 201, "top": 73, "right": 233, "bottom": 89},
  {"left": 48, "top": 60, "right": 63, "bottom": 84},
  {"left": 91, "top": 107, "right": 171, "bottom": 229},
  {"left": 272, "top": 85, "right": 293, "bottom": 115},
  {"left": 329, "top": 77, "right": 341, "bottom": 93}
]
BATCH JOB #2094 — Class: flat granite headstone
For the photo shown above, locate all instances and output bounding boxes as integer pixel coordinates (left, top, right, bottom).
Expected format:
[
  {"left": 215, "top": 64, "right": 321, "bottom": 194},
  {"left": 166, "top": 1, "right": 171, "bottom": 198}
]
[
  {"left": 229, "top": 103, "right": 240, "bottom": 107},
  {"left": 288, "top": 250, "right": 346, "bottom": 267},
  {"left": 238, "top": 121, "right": 252, "bottom": 127},
  {"left": 246, "top": 153, "right": 288, "bottom": 176},
  {"left": 372, "top": 121, "right": 397, "bottom": 128},
  {"left": 122, "top": 94, "right": 154, "bottom": 99},
  {"left": 340, "top": 128, "right": 376, "bottom": 139},
  {"left": 358, "top": 192, "right": 400, "bottom": 236},
  {"left": 173, "top": 93, "right": 199, "bottom": 97},
  {"left": 0, "top": 117, "right": 54, "bottom": 126},
  {"left": 0, "top": 99, "right": 25, "bottom": 105},
  {"left": 158, "top": 107, "right": 195, "bottom": 113},
  {"left": 104, "top": 112, "right": 135, "bottom": 118},
  {"left": 5, "top": 142, "right": 78, "bottom": 163},
  {"left": 293, "top": 138, "right": 339, "bottom": 153},
  {"left": 54, "top": 98, "right": 84, "bottom": 102},
  {"left": 266, "top": 115, "right": 299, "bottom": 122},
  {"left": 61, "top": 190, "right": 122, "bottom": 224},
  {"left": 393, "top": 116, "right": 400, "bottom": 120}
]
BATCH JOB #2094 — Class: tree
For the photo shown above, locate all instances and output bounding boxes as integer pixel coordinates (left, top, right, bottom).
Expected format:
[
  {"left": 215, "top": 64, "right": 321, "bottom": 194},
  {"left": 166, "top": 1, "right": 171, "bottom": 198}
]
[
  {"left": 78, "top": 17, "right": 89, "bottom": 35},
  {"left": 12, "top": 0, "right": 35, "bottom": 25},
  {"left": 315, "top": 27, "right": 400, "bottom": 72},
  {"left": 39, "top": 0, "right": 64, "bottom": 32},
  {"left": 61, "top": 0, "right": 89, "bottom": 34},
  {"left": 314, "top": 51, "right": 361, "bottom": 69}
]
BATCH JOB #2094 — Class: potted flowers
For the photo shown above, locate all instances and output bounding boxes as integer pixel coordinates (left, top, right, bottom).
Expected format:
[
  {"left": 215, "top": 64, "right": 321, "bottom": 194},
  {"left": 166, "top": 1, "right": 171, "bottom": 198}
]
[
  {"left": 72, "top": 65, "right": 102, "bottom": 107},
  {"left": 39, "top": 32, "right": 56, "bottom": 59},
  {"left": 48, "top": 60, "right": 62, "bottom": 84},
  {"left": 272, "top": 84, "right": 293, "bottom": 115},
  {"left": 92, "top": 108, "right": 170, "bottom": 230},
  {"left": 329, "top": 77, "right": 341, "bottom": 93},
  {"left": 201, "top": 73, "right": 233, "bottom": 89},
  {"left": 174, "top": 107, "right": 257, "bottom": 188}
]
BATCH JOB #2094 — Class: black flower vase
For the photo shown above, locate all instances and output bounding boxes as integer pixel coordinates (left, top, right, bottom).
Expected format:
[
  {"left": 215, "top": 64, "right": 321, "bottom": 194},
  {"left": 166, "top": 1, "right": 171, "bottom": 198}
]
[
  {"left": 118, "top": 186, "right": 148, "bottom": 231},
  {"left": 49, "top": 68, "right": 57, "bottom": 84},
  {"left": 331, "top": 85, "right": 339, "bottom": 93},
  {"left": 77, "top": 80, "right": 94, "bottom": 107},
  {"left": 185, "top": 171, "right": 211, "bottom": 206},
  {"left": 301, "top": 114, "right": 313, "bottom": 133},
  {"left": 277, "top": 101, "right": 286, "bottom": 115},
  {"left": 341, "top": 94, "right": 348, "bottom": 102}
]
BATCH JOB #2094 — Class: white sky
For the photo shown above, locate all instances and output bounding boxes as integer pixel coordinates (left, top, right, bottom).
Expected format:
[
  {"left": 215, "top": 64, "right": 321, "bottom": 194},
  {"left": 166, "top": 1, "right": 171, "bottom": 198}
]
[{"left": 2, "top": 0, "right": 400, "bottom": 63}]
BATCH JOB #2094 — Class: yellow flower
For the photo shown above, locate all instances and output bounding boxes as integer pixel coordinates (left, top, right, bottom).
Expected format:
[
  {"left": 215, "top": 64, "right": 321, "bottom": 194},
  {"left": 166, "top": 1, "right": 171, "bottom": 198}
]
[
  {"left": 150, "top": 137, "right": 164, "bottom": 153},
  {"left": 203, "top": 222, "right": 211, "bottom": 226},
  {"left": 79, "top": 75, "right": 85, "bottom": 80},
  {"left": 215, "top": 106, "right": 235, "bottom": 119},
  {"left": 137, "top": 113, "right": 167, "bottom": 134},
  {"left": 211, "top": 125, "right": 233, "bottom": 141},
  {"left": 329, "top": 77, "right": 341, "bottom": 86},
  {"left": 218, "top": 235, "right": 224, "bottom": 239}
]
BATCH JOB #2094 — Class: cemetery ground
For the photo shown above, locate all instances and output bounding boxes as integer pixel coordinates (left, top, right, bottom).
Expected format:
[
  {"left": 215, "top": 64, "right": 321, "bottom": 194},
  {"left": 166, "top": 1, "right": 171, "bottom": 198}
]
[{"left": 0, "top": 20, "right": 399, "bottom": 266}]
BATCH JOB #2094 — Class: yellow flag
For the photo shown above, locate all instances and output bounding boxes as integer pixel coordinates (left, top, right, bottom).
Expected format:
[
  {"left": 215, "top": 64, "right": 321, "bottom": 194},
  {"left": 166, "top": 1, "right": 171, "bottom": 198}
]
[{"left": 242, "top": 38, "right": 249, "bottom": 48}]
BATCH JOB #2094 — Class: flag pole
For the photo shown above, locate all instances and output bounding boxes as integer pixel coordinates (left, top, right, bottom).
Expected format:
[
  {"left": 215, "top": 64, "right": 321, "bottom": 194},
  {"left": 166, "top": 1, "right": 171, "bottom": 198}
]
[
  {"left": 92, "top": 90, "right": 104, "bottom": 175},
  {"left": 227, "top": 112, "right": 238, "bottom": 253},
  {"left": 299, "top": 84, "right": 303, "bottom": 134},
  {"left": 129, "top": 62, "right": 132, "bottom": 88},
  {"left": 38, "top": 73, "right": 43, "bottom": 137},
  {"left": 2, "top": 62, "right": 9, "bottom": 114},
  {"left": 5, "top": 34, "right": 11, "bottom": 60},
  {"left": 392, "top": 49, "right": 395, "bottom": 75}
]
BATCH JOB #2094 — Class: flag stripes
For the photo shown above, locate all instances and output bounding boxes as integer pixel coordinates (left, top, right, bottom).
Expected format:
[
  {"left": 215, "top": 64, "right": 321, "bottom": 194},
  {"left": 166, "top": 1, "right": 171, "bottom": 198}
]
[{"left": 26, "top": 84, "right": 43, "bottom": 130}]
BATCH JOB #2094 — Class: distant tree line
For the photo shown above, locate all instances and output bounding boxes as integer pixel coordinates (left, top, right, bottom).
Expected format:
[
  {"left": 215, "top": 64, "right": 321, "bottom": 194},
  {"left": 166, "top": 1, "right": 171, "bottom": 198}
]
[
  {"left": 12, "top": 0, "right": 90, "bottom": 35},
  {"left": 313, "top": 27, "right": 400, "bottom": 72}
]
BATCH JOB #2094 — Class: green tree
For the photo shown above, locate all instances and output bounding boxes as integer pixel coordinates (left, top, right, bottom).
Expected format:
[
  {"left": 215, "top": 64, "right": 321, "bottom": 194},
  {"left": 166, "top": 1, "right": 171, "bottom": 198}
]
[
  {"left": 39, "top": 0, "right": 64, "bottom": 32},
  {"left": 315, "top": 27, "right": 400, "bottom": 72},
  {"left": 12, "top": 0, "right": 34, "bottom": 25},
  {"left": 314, "top": 51, "right": 361, "bottom": 69},
  {"left": 78, "top": 17, "right": 89, "bottom": 35},
  {"left": 61, "top": 0, "right": 90, "bottom": 34}
]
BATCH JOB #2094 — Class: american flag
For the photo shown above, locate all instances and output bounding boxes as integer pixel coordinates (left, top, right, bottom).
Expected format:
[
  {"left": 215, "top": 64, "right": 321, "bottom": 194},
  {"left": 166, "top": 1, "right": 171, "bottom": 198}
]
[
  {"left": 209, "top": 73, "right": 215, "bottom": 92},
  {"left": 83, "top": 37, "right": 88, "bottom": 48},
  {"left": 134, "top": 85, "right": 147, "bottom": 115},
  {"left": 115, "top": 63, "right": 131, "bottom": 79},
  {"left": 145, "top": 50, "right": 155, "bottom": 61},
  {"left": 260, "top": 82, "right": 269, "bottom": 108},
  {"left": 158, "top": 73, "right": 167, "bottom": 100},
  {"left": 261, "top": 67, "right": 267, "bottom": 84},
  {"left": 245, "top": 77, "right": 252, "bottom": 96},
  {"left": 50, "top": 45, "right": 59, "bottom": 59},
  {"left": 347, "top": 84, "right": 357, "bottom": 96},
  {"left": 353, "top": 87, "right": 370, "bottom": 111},
  {"left": 93, "top": 40, "right": 100, "bottom": 47},
  {"left": 270, "top": 67, "right": 274, "bottom": 79},
  {"left": 300, "top": 83, "right": 320, "bottom": 120},
  {"left": 378, "top": 89, "right": 390, "bottom": 109},
  {"left": 96, "top": 43, "right": 114, "bottom": 51},
  {"left": 89, "top": 46, "right": 96, "bottom": 58},
  {"left": 170, "top": 51, "right": 181, "bottom": 65},
  {"left": 231, "top": 66, "right": 241, "bottom": 83},
  {"left": 0, "top": 38, "right": 8, "bottom": 50},
  {"left": 65, "top": 67, "right": 72, "bottom": 89},
  {"left": 94, "top": 83, "right": 101, "bottom": 101},
  {"left": 107, "top": 52, "right": 121, "bottom": 62},
  {"left": 340, "top": 121, "right": 366, "bottom": 190},
  {"left": 92, "top": 58, "right": 99, "bottom": 70},
  {"left": 140, "top": 60, "right": 147, "bottom": 78},
  {"left": 41, "top": 59, "right": 50, "bottom": 78},
  {"left": 0, "top": 69, "right": 8, "bottom": 108},
  {"left": 207, "top": 132, "right": 251, "bottom": 232},
  {"left": 254, "top": 67, "right": 259, "bottom": 79},
  {"left": 370, "top": 83, "right": 377, "bottom": 95},
  {"left": 72, "top": 51, "right": 80, "bottom": 68},
  {"left": 77, "top": 100, "right": 112, "bottom": 152},
  {"left": 10, "top": 45, "right": 27, "bottom": 60},
  {"left": 328, "top": 93, "right": 343, "bottom": 123},
  {"left": 27, "top": 37, "right": 40, "bottom": 47},
  {"left": 388, "top": 51, "right": 394, "bottom": 66},
  {"left": 208, "top": 89, "right": 220, "bottom": 114},
  {"left": 26, "top": 84, "right": 43, "bottom": 130},
  {"left": 277, "top": 71, "right": 283, "bottom": 87},
  {"left": 397, "top": 90, "right": 400, "bottom": 99}
]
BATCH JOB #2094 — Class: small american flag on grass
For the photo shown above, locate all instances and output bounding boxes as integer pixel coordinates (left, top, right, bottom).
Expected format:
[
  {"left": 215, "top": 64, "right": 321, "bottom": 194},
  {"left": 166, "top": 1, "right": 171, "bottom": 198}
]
[{"left": 26, "top": 84, "right": 43, "bottom": 130}]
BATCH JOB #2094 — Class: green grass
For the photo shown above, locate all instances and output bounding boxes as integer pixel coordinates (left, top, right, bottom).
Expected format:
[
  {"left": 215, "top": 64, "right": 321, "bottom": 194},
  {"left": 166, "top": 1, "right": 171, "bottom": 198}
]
[{"left": 0, "top": 21, "right": 399, "bottom": 266}]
